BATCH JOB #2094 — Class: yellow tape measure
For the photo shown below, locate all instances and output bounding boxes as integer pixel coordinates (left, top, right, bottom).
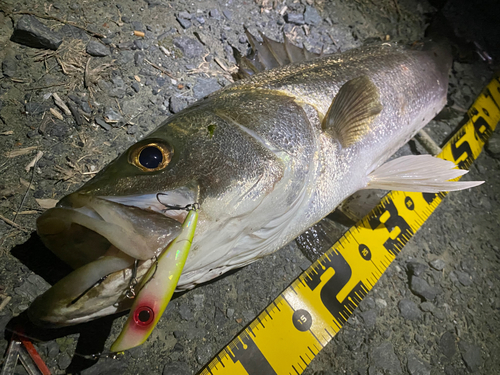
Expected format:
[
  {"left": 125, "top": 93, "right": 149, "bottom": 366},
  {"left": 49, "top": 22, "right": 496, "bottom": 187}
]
[{"left": 198, "top": 76, "right": 500, "bottom": 375}]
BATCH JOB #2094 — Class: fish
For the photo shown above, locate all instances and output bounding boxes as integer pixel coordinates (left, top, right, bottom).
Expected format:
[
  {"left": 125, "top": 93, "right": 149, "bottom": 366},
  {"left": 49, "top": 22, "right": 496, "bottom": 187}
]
[{"left": 28, "top": 35, "right": 482, "bottom": 330}]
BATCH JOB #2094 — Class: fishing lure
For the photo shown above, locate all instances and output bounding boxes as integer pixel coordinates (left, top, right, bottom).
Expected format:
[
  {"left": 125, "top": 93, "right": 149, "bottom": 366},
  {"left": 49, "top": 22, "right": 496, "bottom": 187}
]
[{"left": 110, "top": 205, "right": 199, "bottom": 352}]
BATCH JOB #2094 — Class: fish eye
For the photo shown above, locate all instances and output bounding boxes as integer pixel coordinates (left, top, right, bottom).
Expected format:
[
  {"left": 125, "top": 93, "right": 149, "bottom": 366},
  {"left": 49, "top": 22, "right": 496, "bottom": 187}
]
[{"left": 129, "top": 140, "right": 173, "bottom": 172}]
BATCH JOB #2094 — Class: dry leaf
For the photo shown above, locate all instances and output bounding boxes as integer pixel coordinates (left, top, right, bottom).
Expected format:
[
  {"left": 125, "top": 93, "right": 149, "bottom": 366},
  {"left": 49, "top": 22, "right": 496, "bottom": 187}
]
[
  {"left": 5, "top": 146, "right": 37, "bottom": 158},
  {"left": 25, "top": 150, "right": 43, "bottom": 172},
  {"left": 53, "top": 93, "right": 72, "bottom": 116},
  {"left": 36, "top": 198, "right": 58, "bottom": 209},
  {"left": 50, "top": 107, "right": 64, "bottom": 120},
  {"left": 0, "top": 130, "right": 14, "bottom": 135},
  {"left": 19, "top": 177, "right": 35, "bottom": 190}
]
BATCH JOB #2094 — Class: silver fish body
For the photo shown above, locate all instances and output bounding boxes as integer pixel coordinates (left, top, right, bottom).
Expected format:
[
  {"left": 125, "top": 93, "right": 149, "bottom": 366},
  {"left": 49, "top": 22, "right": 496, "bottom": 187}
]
[{"left": 30, "top": 41, "right": 453, "bottom": 325}]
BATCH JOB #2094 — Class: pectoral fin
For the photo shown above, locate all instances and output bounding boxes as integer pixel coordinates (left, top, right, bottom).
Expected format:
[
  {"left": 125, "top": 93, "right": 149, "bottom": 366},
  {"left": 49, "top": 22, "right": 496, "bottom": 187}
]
[
  {"left": 323, "top": 75, "right": 383, "bottom": 148},
  {"left": 365, "top": 154, "right": 484, "bottom": 192}
]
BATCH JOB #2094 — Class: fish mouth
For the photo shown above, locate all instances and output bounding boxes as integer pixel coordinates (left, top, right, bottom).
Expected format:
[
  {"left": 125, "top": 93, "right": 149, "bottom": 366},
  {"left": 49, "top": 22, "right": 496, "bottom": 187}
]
[{"left": 28, "top": 189, "right": 196, "bottom": 327}]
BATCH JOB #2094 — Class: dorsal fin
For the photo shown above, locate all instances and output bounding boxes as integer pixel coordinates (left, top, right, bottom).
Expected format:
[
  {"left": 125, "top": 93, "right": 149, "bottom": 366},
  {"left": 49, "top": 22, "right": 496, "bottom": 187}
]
[{"left": 233, "top": 29, "right": 323, "bottom": 80}]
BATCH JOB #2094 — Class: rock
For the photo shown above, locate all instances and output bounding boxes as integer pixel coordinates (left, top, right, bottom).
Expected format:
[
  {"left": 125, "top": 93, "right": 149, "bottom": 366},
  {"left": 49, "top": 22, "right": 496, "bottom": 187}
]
[
  {"left": 304, "top": 6, "right": 322, "bottom": 26},
  {"left": 14, "top": 275, "right": 50, "bottom": 300},
  {"left": 132, "top": 21, "right": 145, "bottom": 32},
  {"left": 177, "top": 17, "right": 192, "bottom": 29},
  {"left": 95, "top": 117, "right": 111, "bottom": 131},
  {"left": 2, "top": 57, "right": 17, "bottom": 77},
  {"left": 410, "top": 276, "right": 438, "bottom": 301},
  {"left": 112, "top": 75, "right": 125, "bottom": 89},
  {"left": 223, "top": 10, "right": 233, "bottom": 20},
  {"left": 25, "top": 101, "right": 51, "bottom": 115},
  {"left": 455, "top": 270, "right": 473, "bottom": 286},
  {"left": 0, "top": 312, "right": 12, "bottom": 335},
  {"left": 104, "top": 107, "right": 122, "bottom": 123},
  {"left": 209, "top": 9, "right": 222, "bottom": 20},
  {"left": 407, "top": 351, "right": 431, "bottom": 375},
  {"left": 44, "top": 340, "right": 60, "bottom": 359},
  {"left": 178, "top": 302, "right": 193, "bottom": 320},
  {"left": 195, "top": 344, "right": 213, "bottom": 365},
  {"left": 81, "top": 359, "right": 128, "bottom": 375},
  {"left": 419, "top": 301, "right": 435, "bottom": 312},
  {"left": 170, "top": 96, "right": 188, "bottom": 113},
  {"left": 178, "top": 11, "right": 192, "bottom": 20},
  {"left": 12, "top": 15, "right": 62, "bottom": 50},
  {"left": 370, "top": 342, "right": 403, "bottom": 374},
  {"left": 459, "top": 341, "right": 482, "bottom": 372},
  {"left": 429, "top": 259, "right": 446, "bottom": 271},
  {"left": 439, "top": 331, "right": 456, "bottom": 359},
  {"left": 285, "top": 12, "right": 305, "bottom": 25},
  {"left": 173, "top": 36, "right": 204, "bottom": 59},
  {"left": 50, "top": 122, "right": 69, "bottom": 139},
  {"left": 59, "top": 25, "right": 89, "bottom": 41},
  {"left": 486, "top": 131, "right": 500, "bottom": 159},
  {"left": 398, "top": 299, "right": 421, "bottom": 320},
  {"left": 162, "top": 362, "right": 191, "bottom": 375},
  {"left": 126, "top": 125, "right": 138, "bottom": 135},
  {"left": 359, "top": 296, "right": 376, "bottom": 312},
  {"left": 86, "top": 40, "right": 110, "bottom": 57},
  {"left": 407, "top": 261, "right": 428, "bottom": 276},
  {"left": 214, "top": 307, "right": 227, "bottom": 326},
  {"left": 193, "top": 78, "right": 221, "bottom": 99},
  {"left": 131, "top": 81, "right": 140, "bottom": 93},
  {"left": 193, "top": 294, "right": 205, "bottom": 310},
  {"left": 57, "top": 352, "right": 71, "bottom": 370},
  {"left": 375, "top": 298, "right": 387, "bottom": 309},
  {"left": 359, "top": 309, "right": 377, "bottom": 328},
  {"left": 134, "top": 51, "right": 145, "bottom": 66}
]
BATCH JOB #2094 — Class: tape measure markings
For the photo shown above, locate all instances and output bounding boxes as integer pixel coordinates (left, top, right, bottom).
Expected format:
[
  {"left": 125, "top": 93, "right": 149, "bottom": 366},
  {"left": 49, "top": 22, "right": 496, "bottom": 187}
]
[{"left": 198, "top": 77, "right": 500, "bottom": 375}]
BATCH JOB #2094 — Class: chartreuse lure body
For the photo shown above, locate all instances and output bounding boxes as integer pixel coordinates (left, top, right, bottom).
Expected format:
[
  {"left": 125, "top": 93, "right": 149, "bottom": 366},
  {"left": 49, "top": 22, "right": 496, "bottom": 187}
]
[{"left": 110, "top": 208, "right": 198, "bottom": 352}]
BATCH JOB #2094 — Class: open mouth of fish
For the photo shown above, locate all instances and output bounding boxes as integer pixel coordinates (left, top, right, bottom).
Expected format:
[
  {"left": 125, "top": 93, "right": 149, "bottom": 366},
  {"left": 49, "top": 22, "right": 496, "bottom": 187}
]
[{"left": 28, "top": 189, "right": 196, "bottom": 327}]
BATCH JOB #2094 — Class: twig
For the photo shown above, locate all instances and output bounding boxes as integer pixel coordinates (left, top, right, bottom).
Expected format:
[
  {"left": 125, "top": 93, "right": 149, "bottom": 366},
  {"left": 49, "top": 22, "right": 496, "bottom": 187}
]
[
  {"left": 415, "top": 129, "right": 442, "bottom": 156},
  {"left": 53, "top": 93, "right": 71, "bottom": 116},
  {"left": 0, "top": 296, "right": 12, "bottom": 312},
  {"left": 144, "top": 59, "right": 175, "bottom": 79},
  {"left": 10, "top": 145, "right": 40, "bottom": 232},
  {"left": 11, "top": 11, "right": 105, "bottom": 38},
  {"left": 25, "top": 83, "right": 67, "bottom": 91},
  {"left": 0, "top": 214, "right": 30, "bottom": 233}
]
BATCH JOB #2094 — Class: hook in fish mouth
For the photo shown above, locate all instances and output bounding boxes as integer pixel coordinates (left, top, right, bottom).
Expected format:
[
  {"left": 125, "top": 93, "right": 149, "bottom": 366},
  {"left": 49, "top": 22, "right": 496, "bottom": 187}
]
[{"left": 29, "top": 189, "right": 198, "bottom": 327}]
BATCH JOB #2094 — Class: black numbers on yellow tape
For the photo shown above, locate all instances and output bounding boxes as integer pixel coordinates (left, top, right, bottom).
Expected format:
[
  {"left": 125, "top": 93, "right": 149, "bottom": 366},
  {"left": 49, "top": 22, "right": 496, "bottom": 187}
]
[{"left": 198, "top": 76, "right": 500, "bottom": 375}]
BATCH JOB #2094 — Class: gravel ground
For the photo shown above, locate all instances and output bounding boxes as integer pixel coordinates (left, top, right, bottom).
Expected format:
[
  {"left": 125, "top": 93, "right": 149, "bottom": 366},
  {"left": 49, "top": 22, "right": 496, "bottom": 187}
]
[{"left": 0, "top": 0, "right": 499, "bottom": 374}]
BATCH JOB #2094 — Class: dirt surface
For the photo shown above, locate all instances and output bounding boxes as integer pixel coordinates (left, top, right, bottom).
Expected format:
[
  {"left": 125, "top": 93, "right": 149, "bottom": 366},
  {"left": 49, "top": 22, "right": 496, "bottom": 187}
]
[{"left": 0, "top": 0, "right": 499, "bottom": 374}]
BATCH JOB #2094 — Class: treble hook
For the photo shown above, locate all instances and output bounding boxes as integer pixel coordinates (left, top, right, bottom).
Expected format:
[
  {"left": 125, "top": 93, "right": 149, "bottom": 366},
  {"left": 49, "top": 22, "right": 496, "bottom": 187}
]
[
  {"left": 125, "top": 260, "right": 139, "bottom": 299},
  {"left": 156, "top": 193, "right": 200, "bottom": 212}
]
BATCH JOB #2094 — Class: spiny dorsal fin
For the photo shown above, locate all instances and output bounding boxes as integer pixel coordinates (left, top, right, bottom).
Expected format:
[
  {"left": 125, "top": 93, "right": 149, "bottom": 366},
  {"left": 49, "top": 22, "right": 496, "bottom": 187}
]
[
  {"left": 233, "top": 29, "right": 323, "bottom": 80},
  {"left": 323, "top": 75, "right": 383, "bottom": 148}
]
